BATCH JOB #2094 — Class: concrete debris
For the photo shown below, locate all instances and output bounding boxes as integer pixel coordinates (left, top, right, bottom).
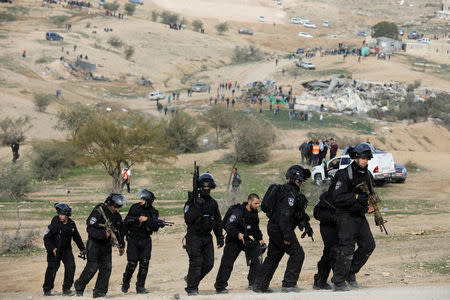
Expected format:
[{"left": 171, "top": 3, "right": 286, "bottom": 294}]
[
  {"left": 74, "top": 57, "right": 96, "bottom": 72},
  {"left": 139, "top": 76, "right": 154, "bottom": 86},
  {"left": 298, "top": 76, "right": 417, "bottom": 113},
  {"left": 84, "top": 72, "right": 110, "bottom": 81},
  {"left": 241, "top": 79, "right": 277, "bottom": 101}
]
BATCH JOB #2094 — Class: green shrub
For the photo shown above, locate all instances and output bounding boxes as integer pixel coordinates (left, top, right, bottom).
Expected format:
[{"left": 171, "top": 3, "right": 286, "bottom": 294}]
[
  {"left": 151, "top": 11, "right": 159, "bottom": 22},
  {"left": 372, "top": 21, "right": 398, "bottom": 40},
  {"left": 34, "top": 94, "right": 52, "bottom": 112},
  {"left": 31, "top": 140, "right": 78, "bottom": 180},
  {"left": 124, "top": 45, "right": 135, "bottom": 60},
  {"left": 165, "top": 111, "right": 205, "bottom": 153},
  {"left": 0, "top": 116, "right": 31, "bottom": 145},
  {"left": 192, "top": 19, "right": 203, "bottom": 32},
  {"left": 232, "top": 46, "right": 264, "bottom": 63},
  {"left": 108, "top": 36, "right": 123, "bottom": 48},
  {"left": 124, "top": 3, "right": 136, "bottom": 16},
  {"left": 160, "top": 11, "right": 178, "bottom": 25},
  {"left": 215, "top": 22, "right": 228, "bottom": 34}
]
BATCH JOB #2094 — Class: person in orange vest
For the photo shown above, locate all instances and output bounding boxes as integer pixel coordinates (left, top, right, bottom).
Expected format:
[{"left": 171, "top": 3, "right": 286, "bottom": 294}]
[
  {"left": 121, "top": 167, "right": 131, "bottom": 194},
  {"left": 312, "top": 142, "right": 320, "bottom": 166}
]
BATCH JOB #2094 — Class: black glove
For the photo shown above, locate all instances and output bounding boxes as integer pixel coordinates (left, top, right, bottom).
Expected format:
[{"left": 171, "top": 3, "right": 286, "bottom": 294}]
[
  {"left": 301, "top": 221, "right": 314, "bottom": 241},
  {"left": 157, "top": 219, "right": 166, "bottom": 229},
  {"left": 78, "top": 249, "right": 87, "bottom": 260},
  {"left": 217, "top": 237, "right": 224, "bottom": 248},
  {"left": 260, "top": 243, "right": 267, "bottom": 254}
]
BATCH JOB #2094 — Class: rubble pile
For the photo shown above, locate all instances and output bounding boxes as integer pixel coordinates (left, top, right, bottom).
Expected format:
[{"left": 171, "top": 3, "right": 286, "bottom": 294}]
[{"left": 298, "top": 76, "right": 410, "bottom": 112}]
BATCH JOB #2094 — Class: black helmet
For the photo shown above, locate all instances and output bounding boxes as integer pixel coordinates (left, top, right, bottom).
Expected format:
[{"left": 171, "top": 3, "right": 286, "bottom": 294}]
[
  {"left": 199, "top": 173, "right": 216, "bottom": 189},
  {"left": 54, "top": 202, "right": 72, "bottom": 216},
  {"left": 285, "top": 164, "right": 311, "bottom": 182},
  {"left": 136, "top": 189, "right": 155, "bottom": 207},
  {"left": 353, "top": 143, "right": 373, "bottom": 159},
  {"left": 105, "top": 193, "right": 126, "bottom": 208}
]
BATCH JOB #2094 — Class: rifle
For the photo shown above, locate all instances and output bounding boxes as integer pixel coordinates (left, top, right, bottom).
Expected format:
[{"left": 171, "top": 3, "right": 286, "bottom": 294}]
[
  {"left": 157, "top": 219, "right": 174, "bottom": 227},
  {"left": 97, "top": 206, "right": 121, "bottom": 254},
  {"left": 188, "top": 161, "right": 200, "bottom": 204},
  {"left": 356, "top": 182, "right": 388, "bottom": 235}
]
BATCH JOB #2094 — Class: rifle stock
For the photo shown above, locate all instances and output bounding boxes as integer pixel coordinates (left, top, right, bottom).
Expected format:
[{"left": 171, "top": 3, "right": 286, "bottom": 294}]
[{"left": 356, "top": 183, "right": 388, "bottom": 235}]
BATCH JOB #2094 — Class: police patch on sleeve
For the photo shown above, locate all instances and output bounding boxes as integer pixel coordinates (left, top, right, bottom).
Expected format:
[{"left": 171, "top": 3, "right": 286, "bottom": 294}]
[
  {"left": 44, "top": 228, "right": 50, "bottom": 235},
  {"left": 184, "top": 205, "right": 189, "bottom": 213},
  {"left": 288, "top": 197, "right": 295, "bottom": 207},
  {"left": 229, "top": 214, "right": 236, "bottom": 223},
  {"left": 89, "top": 217, "right": 97, "bottom": 225},
  {"left": 335, "top": 181, "right": 342, "bottom": 190}
]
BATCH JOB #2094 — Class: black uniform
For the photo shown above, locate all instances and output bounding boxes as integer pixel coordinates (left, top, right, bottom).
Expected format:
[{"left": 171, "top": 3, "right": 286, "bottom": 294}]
[
  {"left": 11, "top": 141, "right": 19, "bottom": 162},
  {"left": 74, "top": 203, "right": 125, "bottom": 297},
  {"left": 214, "top": 203, "right": 263, "bottom": 290},
  {"left": 231, "top": 172, "right": 242, "bottom": 203},
  {"left": 122, "top": 203, "right": 161, "bottom": 292},
  {"left": 43, "top": 216, "right": 85, "bottom": 293},
  {"left": 313, "top": 180, "right": 339, "bottom": 289},
  {"left": 184, "top": 195, "right": 224, "bottom": 294},
  {"left": 332, "top": 162, "right": 376, "bottom": 285},
  {"left": 254, "top": 182, "right": 309, "bottom": 290}
]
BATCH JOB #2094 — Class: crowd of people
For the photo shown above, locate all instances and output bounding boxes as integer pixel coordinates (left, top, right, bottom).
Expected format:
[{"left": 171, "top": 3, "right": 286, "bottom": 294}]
[
  {"left": 41, "top": 144, "right": 378, "bottom": 297},
  {"left": 299, "top": 137, "right": 338, "bottom": 166}
]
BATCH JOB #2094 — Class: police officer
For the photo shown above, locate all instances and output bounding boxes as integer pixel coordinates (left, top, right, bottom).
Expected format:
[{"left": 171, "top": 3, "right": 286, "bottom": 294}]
[
  {"left": 332, "top": 143, "right": 376, "bottom": 291},
  {"left": 121, "top": 189, "right": 165, "bottom": 294},
  {"left": 253, "top": 164, "right": 313, "bottom": 293},
  {"left": 74, "top": 194, "right": 126, "bottom": 298},
  {"left": 184, "top": 173, "right": 224, "bottom": 296},
  {"left": 312, "top": 178, "right": 338, "bottom": 290},
  {"left": 230, "top": 167, "right": 242, "bottom": 204},
  {"left": 214, "top": 193, "right": 265, "bottom": 293},
  {"left": 43, "top": 203, "right": 85, "bottom": 296}
]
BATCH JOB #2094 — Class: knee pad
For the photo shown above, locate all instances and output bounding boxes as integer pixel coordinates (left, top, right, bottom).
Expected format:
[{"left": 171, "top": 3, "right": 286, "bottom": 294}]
[
  {"left": 126, "top": 261, "right": 137, "bottom": 272},
  {"left": 140, "top": 258, "right": 149, "bottom": 268}
]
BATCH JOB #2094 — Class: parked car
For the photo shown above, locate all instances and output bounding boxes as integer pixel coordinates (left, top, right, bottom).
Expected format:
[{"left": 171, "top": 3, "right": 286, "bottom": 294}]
[
  {"left": 46, "top": 32, "right": 64, "bottom": 41},
  {"left": 298, "top": 32, "right": 313, "bottom": 38},
  {"left": 128, "top": 0, "right": 143, "bottom": 4},
  {"left": 390, "top": 163, "right": 407, "bottom": 183},
  {"left": 328, "top": 34, "right": 339, "bottom": 39},
  {"left": 238, "top": 28, "right": 253, "bottom": 35},
  {"left": 398, "top": 29, "right": 404, "bottom": 36},
  {"left": 304, "top": 22, "right": 317, "bottom": 28},
  {"left": 408, "top": 30, "right": 419, "bottom": 39},
  {"left": 322, "top": 20, "right": 329, "bottom": 27},
  {"left": 417, "top": 38, "right": 430, "bottom": 44},
  {"left": 147, "top": 91, "right": 165, "bottom": 100},
  {"left": 357, "top": 31, "right": 368, "bottom": 37},
  {"left": 291, "top": 18, "right": 302, "bottom": 24},
  {"left": 312, "top": 145, "right": 395, "bottom": 186},
  {"left": 299, "top": 61, "right": 315, "bottom": 70},
  {"left": 258, "top": 16, "right": 265, "bottom": 22},
  {"left": 296, "top": 48, "right": 305, "bottom": 54},
  {"left": 0, "top": 0, "right": 13, "bottom": 3},
  {"left": 191, "top": 82, "right": 210, "bottom": 92}
]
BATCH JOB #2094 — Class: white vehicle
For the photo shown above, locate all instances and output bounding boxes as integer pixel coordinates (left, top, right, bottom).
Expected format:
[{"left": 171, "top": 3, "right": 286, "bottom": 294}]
[
  {"left": 258, "top": 16, "right": 265, "bottom": 22},
  {"left": 128, "top": 0, "right": 143, "bottom": 4},
  {"left": 291, "top": 18, "right": 302, "bottom": 24},
  {"left": 299, "top": 61, "right": 315, "bottom": 69},
  {"left": 299, "top": 18, "right": 309, "bottom": 25},
  {"left": 298, "top": 32, "right": 313, "bottom": 38},
  {"left": 311, "top": 146, "right": 395, "bottom": 186},
  {"left": 322, "top": 20, "right": 329, "bottom": 27},
  {"left": 328, "top": 34, "right": 339, "bottom": 39},
  {"left": 147, "top": 91, "right": 165, "bottom": 100},
  {"left": 304, "top": 22, "right": 317, "bottom": 28},
  {"left": 417, "top": 38, "right": 430, "bottom": 44}
]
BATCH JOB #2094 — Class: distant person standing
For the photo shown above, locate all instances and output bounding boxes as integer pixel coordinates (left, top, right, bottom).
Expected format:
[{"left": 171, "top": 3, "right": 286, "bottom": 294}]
[
  {"left": 299, "top": 140, "right": 309, "bottom": 165},
  {"left": 312, "top": 141, "right": 320, "bottom": 166},
  {"left": 11, "top": 140, "right": 20, "bottom": 163},
  {"left": 121, "top": 167, "right": 131, "bottom": 194},
  {"left": 330, "top": 138, "right": 338, "bottom": 160},
  {"left": 319, "top": 113, "right": 323, "bottom": 126},
  {"left": 231, "top": 167, "right": 242, "bottom": 204},
  {"left": 22, "top": 50, "right": 26, "bottom": 59}
]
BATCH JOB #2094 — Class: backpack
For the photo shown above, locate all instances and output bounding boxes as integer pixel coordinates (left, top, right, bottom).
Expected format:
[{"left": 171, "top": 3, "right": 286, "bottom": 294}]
[
  {"left": 261, "top": 184, "right": 283, "bottom": 218},
  {"left": 222, "top": 203, "right": 241, "bottom": 229}
]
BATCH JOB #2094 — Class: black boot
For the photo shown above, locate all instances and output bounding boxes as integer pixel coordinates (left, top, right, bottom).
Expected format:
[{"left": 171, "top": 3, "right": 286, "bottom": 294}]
[
  {"left": 122, "top": 262, "right": 136, "bottom": 293},
  {"left": 43, "top": 290, "right": 53, "bottom": 296},
  {"left": 313, "top": 274, "right": 332, "bottom": 290},
  {"left": 136, "top": 287, "right": 149, "bottom": 294},
  {"left": 346, "top": 273, "right": 359, "bottom": 288},
  {"left": 136, "top": 263, "right": 149, "bottom": 294},
  {"left": 62, "top": 289, "right": 75, "bottom": 296}
]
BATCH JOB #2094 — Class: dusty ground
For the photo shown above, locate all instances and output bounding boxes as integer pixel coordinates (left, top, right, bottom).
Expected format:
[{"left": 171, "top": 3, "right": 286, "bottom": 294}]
[{"left": 0, "top": 0, "right": 449, "bottom": 299}]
